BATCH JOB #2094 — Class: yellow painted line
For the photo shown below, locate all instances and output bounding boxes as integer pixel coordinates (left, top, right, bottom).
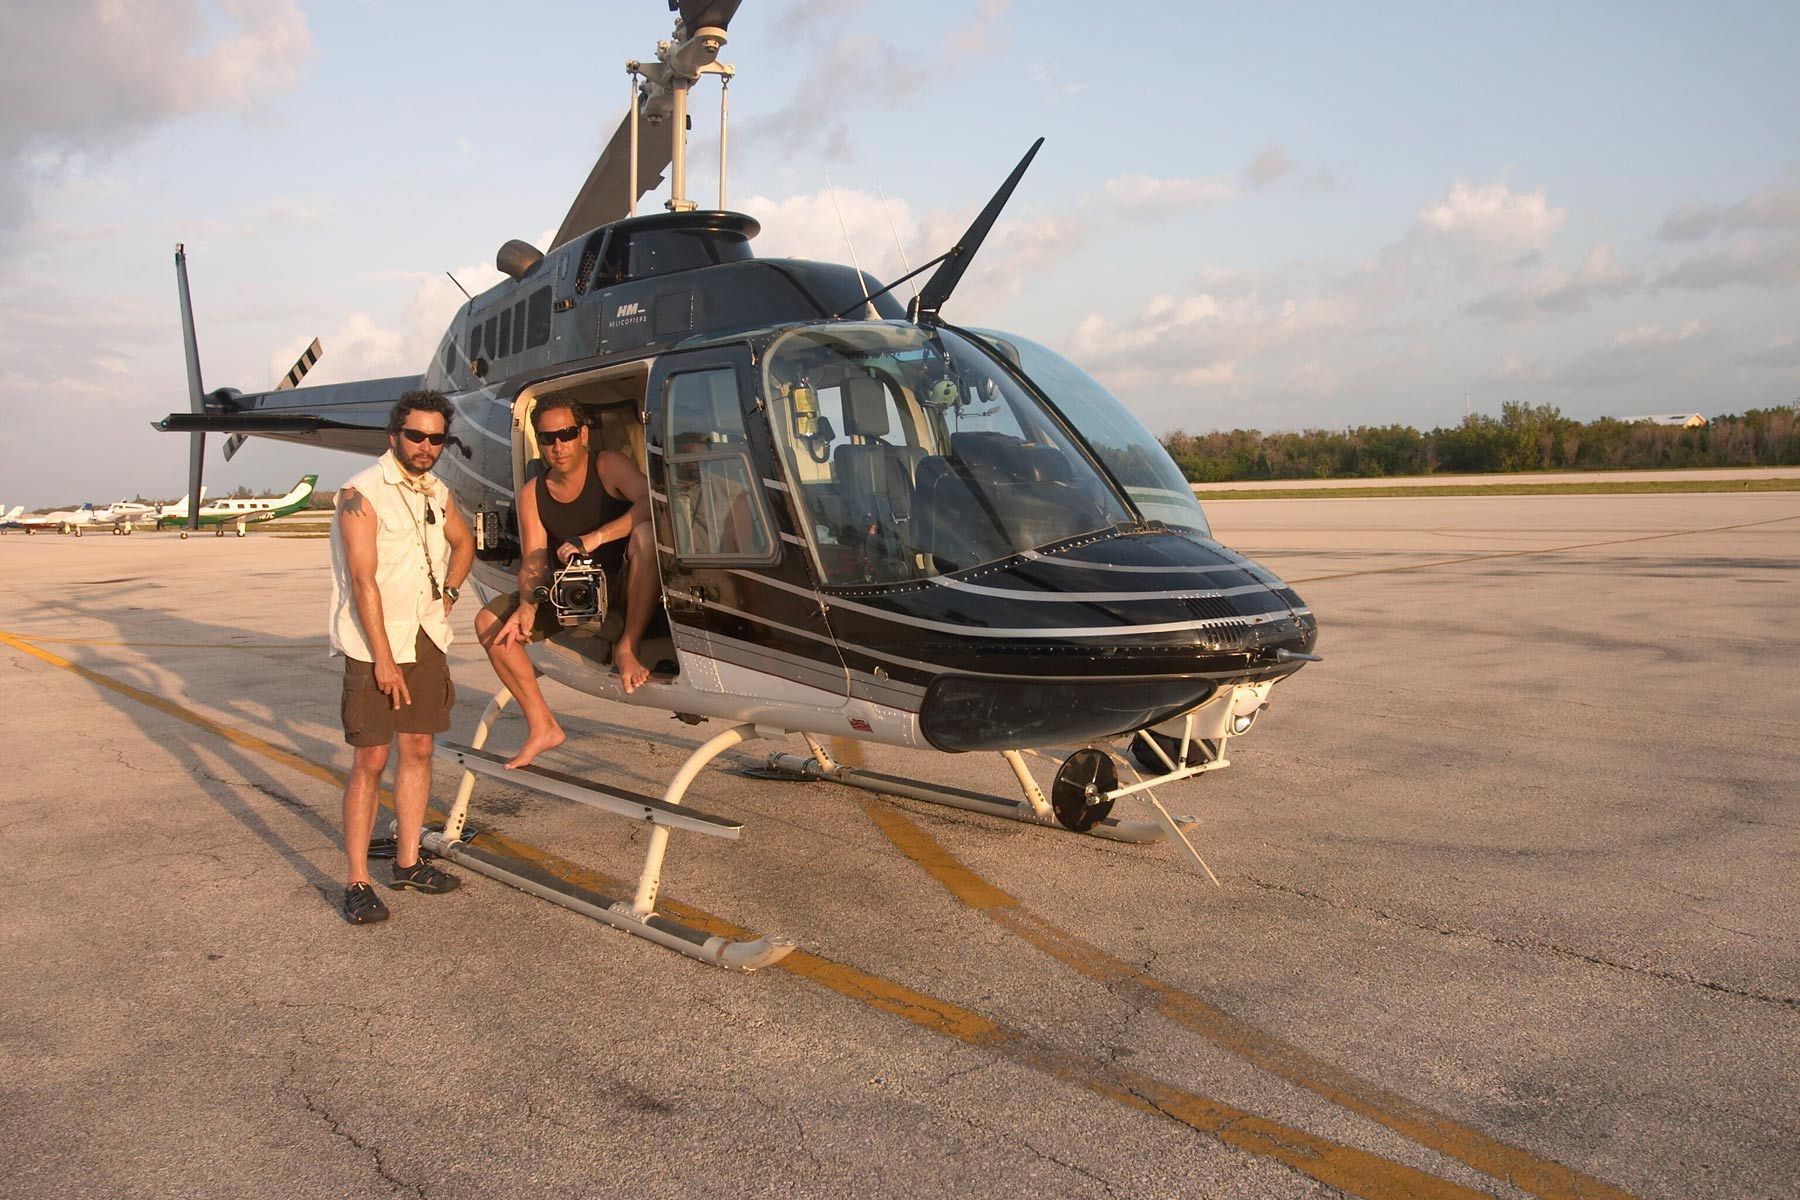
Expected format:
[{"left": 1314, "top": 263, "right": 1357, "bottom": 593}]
[
  {"left": 1288, "top": 512, "right": 1800, "bottom": 585},
  {"left": 864, "top": 802, "right": 1644, "bottom": 1200},
  {"left": 0, "top": 629, "right": 345, "bottom": 792},
  {"left": 2, "top": 635, "right": 324, "bottom": 649},
  {"left": 1, "top": 627, "right": 1499, "bottom": 1200}
]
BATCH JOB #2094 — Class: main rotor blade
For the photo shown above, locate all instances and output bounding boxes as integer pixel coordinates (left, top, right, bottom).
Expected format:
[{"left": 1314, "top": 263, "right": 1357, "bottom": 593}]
[
  {"left": 675, "top": 0, "right": 743, "bottom": 33},
  {"left": 552, "top": 107, "right": 677, "bottom": 250},
  {"left": 910, "top": 137, "right": 1044, "bottom": 324},
  {"left": 174, "top": 245, "right": 207, "bottom": 531}
]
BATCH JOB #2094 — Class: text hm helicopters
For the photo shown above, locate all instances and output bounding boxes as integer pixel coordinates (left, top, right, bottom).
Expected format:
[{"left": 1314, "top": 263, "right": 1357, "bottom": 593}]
[{"left": 159, "top": 0, "right": 1320, "bottom": 968}]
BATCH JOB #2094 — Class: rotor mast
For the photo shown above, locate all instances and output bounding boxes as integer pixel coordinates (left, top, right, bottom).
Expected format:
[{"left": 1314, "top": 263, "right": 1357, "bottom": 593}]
[{"left": 629, "top": 14, "right": 735, "bottom": 213}]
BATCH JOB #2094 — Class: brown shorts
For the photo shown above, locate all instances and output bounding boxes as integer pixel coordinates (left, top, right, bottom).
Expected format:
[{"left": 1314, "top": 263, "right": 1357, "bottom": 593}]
[
  {"left": 341, "top": 630, "right": 455, "bottom": 746},
  {"left": 479, "top": 591, "right": 560, "bottom": 643}
]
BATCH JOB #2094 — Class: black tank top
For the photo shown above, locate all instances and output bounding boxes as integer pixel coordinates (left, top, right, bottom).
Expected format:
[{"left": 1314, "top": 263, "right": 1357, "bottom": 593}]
[{"left": 535, "top": 450, "right": 632, "bottom": 573}]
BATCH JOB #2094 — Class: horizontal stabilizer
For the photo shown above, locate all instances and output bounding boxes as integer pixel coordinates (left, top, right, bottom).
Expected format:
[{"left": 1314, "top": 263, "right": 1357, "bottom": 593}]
[{"left": 154, "top": 374, "right": 423, "bottom": 458}]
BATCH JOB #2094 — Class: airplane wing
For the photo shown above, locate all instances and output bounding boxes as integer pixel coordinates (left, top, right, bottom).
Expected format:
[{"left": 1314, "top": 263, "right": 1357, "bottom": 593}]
[{"left": 155, "top": 375, "right": 422, "bottom": 458}]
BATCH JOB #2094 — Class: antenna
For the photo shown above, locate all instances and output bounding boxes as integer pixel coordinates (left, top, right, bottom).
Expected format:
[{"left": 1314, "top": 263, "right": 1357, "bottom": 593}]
[
  {"left": 827, "top": 176, "right": 875, "bottom": 318},
  {"left": 877, "top": 184, "right": 918, "bottom": 306},
  {"left": 445, "top": 271, "right": 472, "bottom": 301}
]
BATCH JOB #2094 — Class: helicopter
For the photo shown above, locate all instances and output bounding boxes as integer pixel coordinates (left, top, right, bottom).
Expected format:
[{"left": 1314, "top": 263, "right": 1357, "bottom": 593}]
[{"left": 158, "top": 0, "right": 1320, "bottom": 969}]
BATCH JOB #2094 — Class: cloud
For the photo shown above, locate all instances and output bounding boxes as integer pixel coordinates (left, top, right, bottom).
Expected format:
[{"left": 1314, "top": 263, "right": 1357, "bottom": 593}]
[
  {"left": 1491, "top": 354, "right": 1551, "bottom": 385},
  {"left": 0, "top": 1, "right": 312, "bottom": 228},
  {"left": 270, "top": 259, "right": 504, "bottom": 391},
  {"left": 1556, "top": 320, "right": 1715, "bottom": 388},
  {"left": 1413, "top": 179, "right": 1566, "bottom": 269},
  {"left": 941, "top": 0, "right": 1011, "bottom": 56},
  {"left": 1102, "top": 173, "right": 1238, "bottom": 216},
  {"left": 1468, "top": 244, "right": 1641, "bottom": 320},
  {"left": 1659, "top": 236, "right": 1800, "bottom": 290},
  {"left": 1246, "top": 145, "right": 1294, "bottom": 189},
  {"left": 1742, "top": 333, "right": 1800, "bottom": 369},
  {"left": 742, "top": 185, "right": 1080, "bottom": 317},
  {"left": 1658, "top": 183, "right": 1800, "bottom": 241}
]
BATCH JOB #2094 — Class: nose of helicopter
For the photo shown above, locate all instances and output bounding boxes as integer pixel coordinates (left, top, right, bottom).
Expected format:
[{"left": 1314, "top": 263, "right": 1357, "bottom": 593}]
[{"left": 902, "top": 529, "right": 1316, "bottom": 752}]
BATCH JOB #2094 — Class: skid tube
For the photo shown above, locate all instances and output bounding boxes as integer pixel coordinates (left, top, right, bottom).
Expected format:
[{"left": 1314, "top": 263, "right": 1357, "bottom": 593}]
[
  {"left": 756, "top": 737, "right": 1169, "bottom": 843},
  {"left": 758, "top": 723, "right": 1234, "bottom": 881},
  {"left": 422, "top": 688, "right": 794, "bottom": 970}
]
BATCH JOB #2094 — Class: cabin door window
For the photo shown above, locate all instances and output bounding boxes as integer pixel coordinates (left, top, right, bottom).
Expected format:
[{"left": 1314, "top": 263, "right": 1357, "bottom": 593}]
[{"left": 662, "top": 368, "right": 775, "bottom": 562}]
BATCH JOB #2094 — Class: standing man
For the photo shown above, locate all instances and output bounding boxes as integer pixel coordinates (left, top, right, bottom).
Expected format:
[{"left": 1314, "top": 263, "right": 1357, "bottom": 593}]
[
  {"left": 475, "top": 396, "right": 656, "bottom": 769},
  {"left": 330, "top": 390, "right": 476, "bottom": 925}
]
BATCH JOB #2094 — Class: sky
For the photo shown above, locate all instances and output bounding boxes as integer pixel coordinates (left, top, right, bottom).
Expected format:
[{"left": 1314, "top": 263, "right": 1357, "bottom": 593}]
[{"left": 1, "top": 0, "right": 1796, "bottom": 507}]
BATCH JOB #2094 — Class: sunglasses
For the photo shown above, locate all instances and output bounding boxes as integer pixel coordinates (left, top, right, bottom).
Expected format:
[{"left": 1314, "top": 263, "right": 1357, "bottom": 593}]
[
  {"left": 400, "top": 428, "right": 447, "bottom": 446},
  {"left": 536, "top": 425, "right": 582, "bottom": 445}
]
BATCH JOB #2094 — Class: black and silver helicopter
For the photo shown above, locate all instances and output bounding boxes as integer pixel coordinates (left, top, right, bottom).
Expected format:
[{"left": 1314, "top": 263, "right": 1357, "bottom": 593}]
[{"left": 159, "top": 0, "right": 1320, "bottom": 968}]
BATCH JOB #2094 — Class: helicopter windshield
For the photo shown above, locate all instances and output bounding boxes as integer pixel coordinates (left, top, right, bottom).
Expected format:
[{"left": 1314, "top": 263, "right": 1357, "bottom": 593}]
[
  {"left": 765, "top": 322, "right": 1132, "bottom": 586},
  {"left": 971, "top": 329, "right": 1211, "bottom": 537}
]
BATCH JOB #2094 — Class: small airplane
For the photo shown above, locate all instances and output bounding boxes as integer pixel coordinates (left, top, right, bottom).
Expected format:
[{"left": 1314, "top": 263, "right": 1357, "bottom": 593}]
[
  {"left": 158, "top": 1, "right": 1320, "bottom": 968},
  {"left": 155, "top": 475, "right": 319, "bottom": 538},
  {"left": 14, "top": 503, "right": 100, "bottom": 536},
  {"left": 85, "top": 500, "right": 162, "bottom": 535}
]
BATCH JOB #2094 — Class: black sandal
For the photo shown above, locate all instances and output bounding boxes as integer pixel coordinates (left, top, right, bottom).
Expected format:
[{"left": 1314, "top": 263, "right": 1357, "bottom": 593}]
[
  {"left": 344, "top": 882, "right": 390, "bottom": 924},
  {"left": 390, "top": 860, "right": 460, "bottom": 894}
]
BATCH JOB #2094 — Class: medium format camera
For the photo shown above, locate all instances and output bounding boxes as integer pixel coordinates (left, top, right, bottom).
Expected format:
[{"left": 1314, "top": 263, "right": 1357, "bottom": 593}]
[{"left": 532, "top": 556, "right": 608, "bottom": 627}]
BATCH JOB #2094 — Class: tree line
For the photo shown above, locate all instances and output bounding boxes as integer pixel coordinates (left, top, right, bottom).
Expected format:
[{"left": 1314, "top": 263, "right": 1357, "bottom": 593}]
[{"left": 1160, "top": 403, "right": 1800, "bottom": 481}]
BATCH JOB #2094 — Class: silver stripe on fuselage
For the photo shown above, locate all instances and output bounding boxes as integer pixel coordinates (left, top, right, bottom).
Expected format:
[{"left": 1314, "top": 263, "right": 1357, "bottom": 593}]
[
  {"left": 929, "top": 576, "right": 1279, "bottom": 603},
  {"left": 449, "top": 394, "right": 512, "bottom": 446},
  {"left": 1019, "top": 548, "right": 1289, "bottom": 588},
  {"left": 817, "top": 593, "right": 1276, "bottom": 639},
  {"left": 737, "top": 569, "right": 1287, "bottom": 639},
  {"left": 435, "top": 454, "right": 512, "bottom": 497}
]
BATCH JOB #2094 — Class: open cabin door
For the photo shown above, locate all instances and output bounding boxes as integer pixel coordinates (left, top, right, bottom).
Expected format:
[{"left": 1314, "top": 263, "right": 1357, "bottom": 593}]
[{"left": 646, "top": 345, "right": 851, "bottom": 707}]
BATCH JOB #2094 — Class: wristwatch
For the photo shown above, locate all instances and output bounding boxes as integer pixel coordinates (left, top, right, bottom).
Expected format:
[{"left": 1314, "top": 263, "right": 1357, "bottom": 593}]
[{"left": 442, "top": 584, "right": 460, "bottom": 603}]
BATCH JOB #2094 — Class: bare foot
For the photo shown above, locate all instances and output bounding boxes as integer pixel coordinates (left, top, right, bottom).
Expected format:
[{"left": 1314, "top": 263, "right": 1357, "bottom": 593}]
[
  {"left": 505, "top": 724, "right": 565, "bottom": 769},
  {"left": 616, "top": 644, "right": 652, "bottom": 694}
]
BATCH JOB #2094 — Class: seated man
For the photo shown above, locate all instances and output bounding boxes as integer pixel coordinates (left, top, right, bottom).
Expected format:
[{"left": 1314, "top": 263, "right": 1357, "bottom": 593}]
[{"left": 475, "top": 396, "right": 657, "bottom": 769}]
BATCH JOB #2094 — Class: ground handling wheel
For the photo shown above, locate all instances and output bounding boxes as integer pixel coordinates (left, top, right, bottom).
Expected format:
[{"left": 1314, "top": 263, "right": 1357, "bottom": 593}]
[{"left": 1051, "top": 748, "right": 1118, "bottom": 832}]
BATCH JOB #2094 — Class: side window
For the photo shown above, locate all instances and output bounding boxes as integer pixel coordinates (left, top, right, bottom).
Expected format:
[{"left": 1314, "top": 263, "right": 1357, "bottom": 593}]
[
  {"left": 663, "top": 368, "right": 774, "bottom": 561},
  {"left": 525, "top": 287, "right": 552, "bottom": 348}
]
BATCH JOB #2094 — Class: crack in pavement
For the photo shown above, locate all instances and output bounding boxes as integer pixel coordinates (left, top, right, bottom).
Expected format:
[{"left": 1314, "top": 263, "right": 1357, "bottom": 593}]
[
  {"left": 1019, "top": 1134, "right": 1121, "bottom": 1196},
  {"left": 1240, "top": 875, "right": 1800, "bottom": 1010},
  {"left": 286, "top": 1050, "right": 428, "bottom": 1198}
]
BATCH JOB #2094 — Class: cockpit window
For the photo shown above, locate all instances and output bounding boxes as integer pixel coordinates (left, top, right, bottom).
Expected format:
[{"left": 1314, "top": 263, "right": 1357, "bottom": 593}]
[
  {"left": 972, "top": 329, "right": 1211, "bottom": 537},
  {"left": 764, "top": 322, "right": 1131, "bottom": 586}
]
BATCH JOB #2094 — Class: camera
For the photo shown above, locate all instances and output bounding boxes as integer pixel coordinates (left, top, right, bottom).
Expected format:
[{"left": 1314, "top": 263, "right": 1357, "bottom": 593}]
[{"left": 532, "top": 555, "right": 608, "bottom": 626}]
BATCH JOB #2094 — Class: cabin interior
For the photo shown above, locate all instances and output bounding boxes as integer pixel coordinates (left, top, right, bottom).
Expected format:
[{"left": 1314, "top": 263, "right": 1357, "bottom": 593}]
[{"left": 513, "top": 364, "right": 680, "bottom": 679}]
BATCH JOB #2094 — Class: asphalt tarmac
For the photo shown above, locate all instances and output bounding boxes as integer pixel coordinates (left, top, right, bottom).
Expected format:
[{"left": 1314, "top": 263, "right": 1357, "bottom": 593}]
[{"left": 2, "top": 493, "right": 1795, "bottom": 1200}]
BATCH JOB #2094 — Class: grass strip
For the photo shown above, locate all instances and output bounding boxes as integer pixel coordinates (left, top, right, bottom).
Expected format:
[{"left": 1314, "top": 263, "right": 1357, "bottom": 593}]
[{"left": 1197, "top": 478, "right": 1800, "bottom": 500}]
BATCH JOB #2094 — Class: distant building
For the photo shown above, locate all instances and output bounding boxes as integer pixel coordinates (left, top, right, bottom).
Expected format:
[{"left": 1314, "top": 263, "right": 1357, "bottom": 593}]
[{"left": 1619, "top": 412, "right": 1707, "bottom": 428}]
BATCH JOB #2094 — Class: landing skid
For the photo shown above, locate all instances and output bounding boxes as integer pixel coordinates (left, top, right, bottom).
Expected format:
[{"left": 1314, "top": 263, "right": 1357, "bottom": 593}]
[
  {"left": 757, "top": 726, "right": 1232, "bottom": 884},
  {"left": 423, "top": 689, "right": 794, "bottom": 970}
]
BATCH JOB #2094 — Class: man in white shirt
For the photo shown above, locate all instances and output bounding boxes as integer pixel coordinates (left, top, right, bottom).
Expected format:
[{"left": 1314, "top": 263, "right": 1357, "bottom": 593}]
[{"left": 329, "top": 391, "right": 475, "bottom": 925}]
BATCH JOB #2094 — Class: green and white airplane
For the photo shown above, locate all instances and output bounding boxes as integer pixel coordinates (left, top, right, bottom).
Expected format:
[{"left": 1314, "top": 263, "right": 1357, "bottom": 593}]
[{"left": 158, "top": 474, "right": 318, "bottom": 537}]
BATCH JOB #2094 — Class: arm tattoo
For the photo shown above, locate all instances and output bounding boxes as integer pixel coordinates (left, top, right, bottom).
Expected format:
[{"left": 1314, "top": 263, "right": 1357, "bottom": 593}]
[{"left": 337, "top": 487, "right": 366, "bottom": 516}]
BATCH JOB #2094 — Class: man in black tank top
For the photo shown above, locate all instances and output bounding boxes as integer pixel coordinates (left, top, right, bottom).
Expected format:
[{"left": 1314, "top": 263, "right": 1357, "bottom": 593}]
[{"left": 475, "top": 395, "right": 657, "bottom": 769}]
